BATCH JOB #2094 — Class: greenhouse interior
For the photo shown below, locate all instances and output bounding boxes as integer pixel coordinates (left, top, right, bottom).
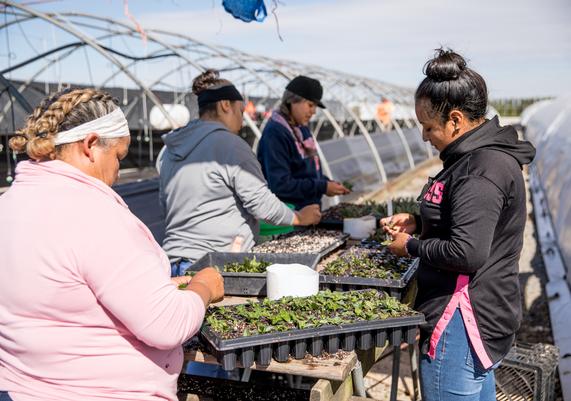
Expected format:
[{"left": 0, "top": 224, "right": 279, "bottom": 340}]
[{"left": 0, "top": 1, "right": 569, "bottom": 401}]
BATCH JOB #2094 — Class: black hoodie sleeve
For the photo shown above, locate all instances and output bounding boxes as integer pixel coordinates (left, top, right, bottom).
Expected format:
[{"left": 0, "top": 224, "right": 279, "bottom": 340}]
[{"left": 407, "top": 175, "right": 506, "bottom": 274}]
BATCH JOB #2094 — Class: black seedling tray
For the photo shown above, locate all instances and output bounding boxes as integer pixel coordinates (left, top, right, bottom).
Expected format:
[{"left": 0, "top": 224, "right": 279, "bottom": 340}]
[
  {"left": 318, "top": 216, "right": 382, "bottom": 231},
  {"left": 317, "top": 219, "right": 344, "bottom": 230},
  {"left": 319, "top": 258, "right": 419, "bottom": 300},
  {"left": 190, "top": 252, "right": 320, "bottom": 296},
  {"left": 200, "top": 311, "right": 425, "bottom": 370}
]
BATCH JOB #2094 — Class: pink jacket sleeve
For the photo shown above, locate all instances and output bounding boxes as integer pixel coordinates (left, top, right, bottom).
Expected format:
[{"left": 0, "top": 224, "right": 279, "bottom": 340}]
[{"left": 76, "top": 200, "right": 206, "bottom": 350}]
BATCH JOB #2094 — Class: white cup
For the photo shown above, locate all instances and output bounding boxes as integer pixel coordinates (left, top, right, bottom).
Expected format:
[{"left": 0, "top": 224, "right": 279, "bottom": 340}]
[
  {"left": 266, "top": 263, "right": 319, "bottom": 300},
  {"left": 343, "top": 215, "right": 376, "bottom": 240}
]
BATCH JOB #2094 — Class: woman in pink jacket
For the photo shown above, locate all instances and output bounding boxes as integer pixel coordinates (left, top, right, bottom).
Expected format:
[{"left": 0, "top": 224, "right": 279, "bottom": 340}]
[{"left": 0, "top": 88, "right": 224, "bottom": 401}]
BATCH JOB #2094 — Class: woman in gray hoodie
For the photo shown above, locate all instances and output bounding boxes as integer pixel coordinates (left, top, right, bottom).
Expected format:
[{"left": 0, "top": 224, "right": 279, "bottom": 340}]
[{"left": 158, "top": 70, "right": 321, "bottom": 275}]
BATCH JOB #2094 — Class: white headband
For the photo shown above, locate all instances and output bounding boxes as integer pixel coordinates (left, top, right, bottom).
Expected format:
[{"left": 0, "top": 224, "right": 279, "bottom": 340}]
[{"left": 54, "top": 108, "right": 130, "bottom": 145}]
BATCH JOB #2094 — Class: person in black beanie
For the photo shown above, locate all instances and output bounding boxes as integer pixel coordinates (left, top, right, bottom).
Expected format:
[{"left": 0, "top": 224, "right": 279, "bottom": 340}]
[
  {"left": 257, "top": 75, "right": 350, "bottom": 210},
  {"left": 381, "top": 49, "right": 535, "bottom": 401}
]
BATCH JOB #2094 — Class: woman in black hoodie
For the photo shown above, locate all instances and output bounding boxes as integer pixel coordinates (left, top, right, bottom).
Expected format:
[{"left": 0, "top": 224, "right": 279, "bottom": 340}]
[{"left": 382, "top": 49, "right": 535, "bottom": 401}]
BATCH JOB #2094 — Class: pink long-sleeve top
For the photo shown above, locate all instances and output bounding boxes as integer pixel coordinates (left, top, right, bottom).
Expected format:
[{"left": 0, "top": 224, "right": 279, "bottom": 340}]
[{"left": 0, "top": 160, "right": 206, "bottom": 401}]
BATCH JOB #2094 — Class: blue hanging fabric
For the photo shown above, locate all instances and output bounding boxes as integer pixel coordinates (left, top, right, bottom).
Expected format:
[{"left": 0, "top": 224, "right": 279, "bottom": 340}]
[{"left": 222, "top": 0, "right": 268, "bottom": 23}]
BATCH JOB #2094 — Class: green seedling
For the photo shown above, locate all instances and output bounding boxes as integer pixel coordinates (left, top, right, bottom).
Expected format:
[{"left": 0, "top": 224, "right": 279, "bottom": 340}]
[
  {"left": 224, "top": 257, "right": 271, "bottom": 273},
  {"left": 341, "top": 180, "right": 354, "bottom": 191},
  {"left": 179, "top": 258, "right": 268, "bottom": 289}
]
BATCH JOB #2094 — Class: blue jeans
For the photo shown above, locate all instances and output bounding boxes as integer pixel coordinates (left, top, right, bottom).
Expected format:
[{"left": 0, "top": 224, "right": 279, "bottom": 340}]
[
  {"left": 0, "top": 392, "right": 14, "bottom": 401},
  {"left": 420, "top": 308, "right": 498, "bottom": 401},
  {"left": 171, "top": 260, "right": 192, "bottom": 277},
  {"left": 185, "top": 362, "right": 231, "bottom": 379}
]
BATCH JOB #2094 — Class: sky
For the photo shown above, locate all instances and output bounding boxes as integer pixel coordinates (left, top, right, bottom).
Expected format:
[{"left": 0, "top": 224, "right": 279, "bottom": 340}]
[{"left": 9, "top": 0, "right": 571, "bottom": 98}]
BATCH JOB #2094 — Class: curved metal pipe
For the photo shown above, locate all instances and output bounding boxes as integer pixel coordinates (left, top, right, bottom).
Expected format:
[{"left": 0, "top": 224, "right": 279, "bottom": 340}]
[
  {"left": 311, "top": 77, "right": 388, "bottom": 183},
  {"left": 3, "top": 1, "right": 177, "bottom": 127},
  {"left": 342, "top": 104, "right": 388, "bottom": 182},
  {"left": 0, "top": 31, "right": 123, "bottom": 124},
  {"left": 364, "top": 101, "right": 416, "bottom": 170}
]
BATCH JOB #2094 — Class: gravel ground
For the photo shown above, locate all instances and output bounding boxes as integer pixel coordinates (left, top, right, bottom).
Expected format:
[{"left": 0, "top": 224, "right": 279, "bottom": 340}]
[{"left": 516, "top": 173, "right": 554, "bottom": 345}]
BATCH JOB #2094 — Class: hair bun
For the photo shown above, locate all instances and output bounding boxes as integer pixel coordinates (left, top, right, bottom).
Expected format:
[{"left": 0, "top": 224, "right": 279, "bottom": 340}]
[
  {"left": 8, "top": 133, "right": 29, "bottom": 154},
  {"left": 192, "top": 69, "right": 221, "bottom": 95},
  {"left": 424, "top": 48, "right": 467, "bottom": 82}
]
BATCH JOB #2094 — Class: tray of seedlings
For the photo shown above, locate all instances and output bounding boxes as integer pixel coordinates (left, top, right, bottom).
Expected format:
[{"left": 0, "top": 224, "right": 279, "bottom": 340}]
[
  {"left": 319, "top": 197, "right": 420, "bottom": 230},
  {"left": 319, "top": 246, "right": 419, "bottom": 300},
  {"left": 251, "top": 229, "right": 349, "bottom": 260},
  {"left": 188, "top": 252, "right": 320, "bottom": 297},
  {"left": 200, "top": 289, "right": 425, "bottom": 370}
]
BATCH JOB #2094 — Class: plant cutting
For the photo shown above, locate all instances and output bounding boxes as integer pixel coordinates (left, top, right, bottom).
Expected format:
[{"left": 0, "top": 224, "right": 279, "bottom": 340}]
[
  {"left": 369, "top": 225, "right": 398, "bottom": 246},
  {"left": 341, "top": 180, "right": 354, "bottom": 191}
]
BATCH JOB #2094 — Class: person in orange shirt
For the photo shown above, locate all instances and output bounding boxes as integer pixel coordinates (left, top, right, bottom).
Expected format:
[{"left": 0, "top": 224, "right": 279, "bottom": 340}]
[
  {"left": 244, "top": 100, "right": 256, "bottom": 120},
  {"left": 376, "top": 97, "right": 395, "bottom": 128}
]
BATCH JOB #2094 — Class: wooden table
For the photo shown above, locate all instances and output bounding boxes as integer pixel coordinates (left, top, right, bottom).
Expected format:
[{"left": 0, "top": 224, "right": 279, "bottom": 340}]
[
  {"left": 182, "top": 348, "right": 385, "bottom": 401},
  {"left": 180, "top": 295, "right": 418, "bottom": 401},
  {"left": 185, "top": 349, "right": 357, "bottom": 382}
]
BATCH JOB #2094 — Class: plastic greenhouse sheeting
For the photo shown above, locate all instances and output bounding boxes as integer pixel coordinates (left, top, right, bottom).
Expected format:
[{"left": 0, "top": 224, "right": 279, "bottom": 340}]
[
  {"left": 403, "top": 127, "right": 432, "bottom": 164},
  {"left": 320, "top": 135, "right": 381, "bottom": 194},
  {"left": 524, "top": 96, "right": 568, "bottom": 145},
  {"left": 371, "top": 132, "right": 410, "bottom": 178},
  {"left": 319, "top": 127, "right": 429, "bottom": 193},
  {"left": 523, "top": 94, "right": 571, "bottom": 286},
  {"left": 520, "top": 99, "right": 553, "bottom": 127}
]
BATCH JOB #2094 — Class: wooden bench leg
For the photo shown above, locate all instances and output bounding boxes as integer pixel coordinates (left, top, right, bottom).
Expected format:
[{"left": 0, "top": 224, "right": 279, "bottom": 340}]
[
  {"left": 409, "top": 345, "right": 420, "bottom": 401},
  {"left": 351, "top": 360, "right": 366, "bottom": 397},
  {"left": 389, "top": 346, "right": 401, "bottom": 401}
]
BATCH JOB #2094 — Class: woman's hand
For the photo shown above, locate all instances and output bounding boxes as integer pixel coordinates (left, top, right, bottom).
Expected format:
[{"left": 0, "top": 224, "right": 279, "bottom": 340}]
[
  {"left": 171, "top": 275, "right": 192, "bottom": 287},
  {"left": 186, "top": 267, "right": 224, "bottom": 306},
  {"left": 293, "top": 204, "right": 321, "bottom": 225},
  {"left": 384, "top": 228, "right": 411, "bottom": 257},
  {"left": 380, "top": 213, "right": 416, "bottom": 235},
  {"left": 326, "top": 181, "right": 351, "bottom": 196}
]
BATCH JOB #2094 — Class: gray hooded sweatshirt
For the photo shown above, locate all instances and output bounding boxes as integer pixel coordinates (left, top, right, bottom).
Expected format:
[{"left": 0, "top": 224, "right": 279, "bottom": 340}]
[{"left": 158, "top": 120, "right": 295, "bottom": 263}]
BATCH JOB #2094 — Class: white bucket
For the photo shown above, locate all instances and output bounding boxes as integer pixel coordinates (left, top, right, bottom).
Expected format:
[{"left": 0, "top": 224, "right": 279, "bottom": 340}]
[
  {"left": 343, "top": 215, "right": 376, "bottom": 239},
  {"left": 266, "top": 263, "right": 319, "bottom": 300}
]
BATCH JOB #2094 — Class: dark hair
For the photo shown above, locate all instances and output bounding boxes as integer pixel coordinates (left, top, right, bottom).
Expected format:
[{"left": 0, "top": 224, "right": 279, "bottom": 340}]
[
  {"left": 278, "top": 89, "right": 305, "bottom": 127},
  {"left": 415, "top": 48, "right": 487, "bottom": 123},
  {"left": 192, "top": 69, "right": 232, "bottom": 117}
]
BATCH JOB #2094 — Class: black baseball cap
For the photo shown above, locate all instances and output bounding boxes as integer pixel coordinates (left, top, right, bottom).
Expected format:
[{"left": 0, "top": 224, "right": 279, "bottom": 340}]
[{"left": 286, "top": 75, "right": 326, "bottom": 108}]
